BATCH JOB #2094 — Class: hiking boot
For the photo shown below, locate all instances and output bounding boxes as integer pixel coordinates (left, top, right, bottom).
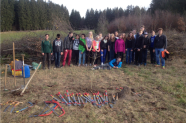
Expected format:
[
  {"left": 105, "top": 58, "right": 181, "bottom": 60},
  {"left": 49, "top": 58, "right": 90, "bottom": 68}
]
[
  {"left": 155, "top": 64, "right": 160, "bottom": 67},
  {"left": 162, "top": 66, "right": 165, "bottom": 69}
]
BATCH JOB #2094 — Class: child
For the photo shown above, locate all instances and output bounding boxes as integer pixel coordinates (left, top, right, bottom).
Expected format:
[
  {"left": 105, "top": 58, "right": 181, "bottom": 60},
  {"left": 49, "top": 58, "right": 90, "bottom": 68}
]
[
  {"left": 72, "top": 34, "right": 80, "bottom": 65},
  {"left": 41, "top": 34, "right": 53, "bottom": 69},
  {"left": 108, "top": 34, "right": 115, "bottom": 61},
  {"left": 53, "top": 34, "right": 63, "bottom": 69},
  {"left": 125, "top": 32, "right": 135, "bottom": 64},
  {"left": 85, "top": 31, "right": 93, "bottom": 66},
  {"left": 115, "top": 34, "right": 125, "bottom": 61},
  {"left": 78, "top": 34, "right": 86, "bottom": 66},
  {"left": 115, "top": 31, "right": 119, "bottom": 40},
  {"left": 92, "top": 56, "right": 122, "bottom": 70},
  {"left": 100, "top": 36, "right": 108, "bottom": 65},
  {"left": 149, "top": 31, "right": 156, "bottom": 64},
  {"left": 92, "top": 35, "right": 100, "bottom": 67},
  {"left": 142, "top": 32, "right": 150, "bottom": 66}
]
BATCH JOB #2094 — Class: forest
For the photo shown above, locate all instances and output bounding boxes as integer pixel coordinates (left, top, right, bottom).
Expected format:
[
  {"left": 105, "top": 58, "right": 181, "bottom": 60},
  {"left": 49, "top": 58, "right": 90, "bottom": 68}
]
[{"left": 1, "top": 0, "right": 186, "bottom": 32}]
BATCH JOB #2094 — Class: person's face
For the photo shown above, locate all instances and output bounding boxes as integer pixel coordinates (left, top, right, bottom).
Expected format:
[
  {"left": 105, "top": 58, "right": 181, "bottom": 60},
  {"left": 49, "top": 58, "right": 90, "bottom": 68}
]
[
  {"left": 119, "top": 35, "right": 122, "bottom": 39},
  {"left": 152, "top": 31, "right": 155, "bottom": 36},
  {"left": 89, "top": 32, "right": 92, "bottom": 37},
  {"left": 130, "top": 33, "right": 133, "bottom": 37},
  {"left": 139, "top": 31, "right": 142, "bottom": 35},
  {"left": 99, "top": 34, "right": 102, "bottom": 38},
  {"left": 45, "top": 35, "right": 49, "bottom": 40},
  {"left": 159, "top": 30, "right": 163, "bottom": 35},
  {"left": 115, "top": 32, "right": 118, "bottom": 36},
  {"left": 122, "top": 33, "right": 125, "bottom": 37},
  {"left": 69, "top": 33, "right": 73, "bottom": 37},
  {"left": 76, "top": 35, "right": 79, "bottom": 39},
  {"left": 96, "top": 37, "right": 99, "bottom": 41},
  {"left": 141, "top": 27, "right": 144, "bottom": 31},
  {"left": 133, "top": 30, "right": 136, "bottom": 34},
  {"left": 144, "top": 35, "right": 148, "bottom": 38},
  {"left": 117, "top": 58, "right": 121, "bottom": 62},
  {"left": 105, "top": 36, "right": 108, "bottom": 40},
  {"left": 81, "top": 35, "right": 85, "bottom": 39}
]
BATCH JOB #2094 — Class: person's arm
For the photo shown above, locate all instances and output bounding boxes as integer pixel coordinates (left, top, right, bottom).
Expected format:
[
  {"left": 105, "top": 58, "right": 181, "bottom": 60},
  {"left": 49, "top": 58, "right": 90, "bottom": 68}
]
[
  {"left": 140, "top": 37, "right": 144, "bottom": 50},
  {"left": 117, "top": 62, "right": 122, "bottom": 68},
  {"left": 109, "top": 59, "right": 116, "bottom": 68},
  {"left": 115, "top": 40, "right": 117, "bottom": 54},
  {"left": 61, "top": 40, "right": 63, "bottom": 55},
  {"left": 123, "top": 40, "right": 125, "bottom": 53},
  {"left": 125, "top": 40, "right": 128, "bottom": 50},
  {"left": 164, "top": 35, "right": 167, "bottom": 50},
  {"left": 50, "top": 41, "right": 53, "bottom": 54},
  {"left": 53, "top": 40, "right": 55, "bottom": 53},
  {"left": 153, "top": 36, "right": 157, "bottom": 50},
  {"left": 82, "top": 41, "right": 86, "bottom": 53},
  {"left": 41, "top": 41, "right": 44, "bottom": 55},
  {"left": 98, "top": 42, "right": 101, "bottom": 52}
]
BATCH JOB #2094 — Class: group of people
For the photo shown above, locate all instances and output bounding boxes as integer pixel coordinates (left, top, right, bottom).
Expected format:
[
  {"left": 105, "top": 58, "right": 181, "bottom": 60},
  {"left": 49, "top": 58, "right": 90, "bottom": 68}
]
[{"left": 41, "top": 25, "right": 167, "bottom": 70}]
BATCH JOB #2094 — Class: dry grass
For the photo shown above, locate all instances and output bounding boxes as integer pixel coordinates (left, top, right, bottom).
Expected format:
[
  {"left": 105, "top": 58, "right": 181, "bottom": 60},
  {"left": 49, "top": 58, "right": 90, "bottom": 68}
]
[{"left": 0, "top": 58, "right": 186, "bottom": 123}]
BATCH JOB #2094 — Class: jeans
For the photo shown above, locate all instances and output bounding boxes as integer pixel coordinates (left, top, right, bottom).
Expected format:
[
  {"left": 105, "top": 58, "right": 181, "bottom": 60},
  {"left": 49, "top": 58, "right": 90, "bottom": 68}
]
[
  {"left": 54, "top": 52, "right": 61, "bottom": 67},
  {"left": 132, "top": 50, "right": 135, "bottom": 62},
  {"left": 79, "top": 51, "right": 86, "bottom": 64},
  {"left": 126, "top": 48, "right": 132, "bottom": 64},
  {"left": 135, "top": 49, "right": 142, "bottom": 64},
  {"left": 109, "top": 49, "right": 115, "bottom": 61},
  {"left": 155, "top": 48, "right": 165, "bottom": 66},
  {"left": 142, "top": 49, "right": 147, "bottom": 64},
  {"left": 72, "top": 50, "right": 79, "bottom": 65},
  {"left": 43, "top": 53, "right": 51, "bottom": 69},
  {"left": 149, "top": 47, "right": 156, "bottom": 63},
  {"left": 100, "top": 49, "right": 107, "bottom": 63},
  {"left": 62, "top": 49, "right": 72, "bottom": 66}
]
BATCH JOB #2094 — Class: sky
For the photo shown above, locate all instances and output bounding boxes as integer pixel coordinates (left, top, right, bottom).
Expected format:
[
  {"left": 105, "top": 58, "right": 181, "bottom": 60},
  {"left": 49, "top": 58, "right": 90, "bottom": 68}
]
[{"left": 50, "top": 0, "right": 152, "bottom": 17}]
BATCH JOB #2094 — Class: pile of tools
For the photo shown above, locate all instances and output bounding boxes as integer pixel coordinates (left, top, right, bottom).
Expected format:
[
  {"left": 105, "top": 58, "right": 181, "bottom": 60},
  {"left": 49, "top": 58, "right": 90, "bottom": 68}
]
[{"left": 51, "top": 90, "right": 117, "bottom": 108}]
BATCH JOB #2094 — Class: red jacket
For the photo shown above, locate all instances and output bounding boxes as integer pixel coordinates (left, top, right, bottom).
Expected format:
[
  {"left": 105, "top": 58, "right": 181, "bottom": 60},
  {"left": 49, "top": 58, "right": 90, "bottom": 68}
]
[{"left": 92, "top": 40, "right": 100, "bottom": 52}]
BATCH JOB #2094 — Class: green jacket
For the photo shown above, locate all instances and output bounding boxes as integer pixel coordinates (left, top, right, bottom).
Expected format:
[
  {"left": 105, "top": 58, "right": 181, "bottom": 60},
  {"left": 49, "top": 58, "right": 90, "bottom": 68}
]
[
  {"left": 78, "top": 38, "right": 86, "bottom": 53},
  {"left": 41, "top": 40, "right": 53, "bottom": 53}
]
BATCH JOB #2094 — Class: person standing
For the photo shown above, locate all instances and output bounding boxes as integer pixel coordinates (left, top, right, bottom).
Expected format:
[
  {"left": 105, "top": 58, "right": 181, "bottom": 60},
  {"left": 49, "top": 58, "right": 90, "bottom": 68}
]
[
  {"left": 125, "top": 32, "right": 135, "bottom": 64},
  {"left": 149, "top": 31, "right": 156, "bottom": 64},
  {"left": 108, "top": 34, "right": 115, "bottom": 61},
  {"left": 100, "top": 36, "right": 108, "bottom": 65},
  {"left": 122, "top": 33, "right": 126, "bottom": 42},
  {"left": 141, "top": 25, "right": 146, "bottom": 35},
  {"left": 142, "top": 32, "right": 150, "bottom": 66},
  {"left": 78, "top": 34, "right": 86, "bottom": 66},
  {"left": 41, "top": 34, "right": 53, "bottom": 69},
  {"left": 85, "top": 31, "right": 93, "bottom": 66},
  {"left": 132, "top": 29, "right": 137, "bottom": 63},
  {"left": 92, "top": 35, "right": 101, "bottom": 67},
  {"left": 134, "top": 30, "right": 143, "bottom": 66},
  {"left": 62, "top": 32, "right": 74, "bottom": 67},
  {"left": 153, "top": 28, "right": 167, "bottom": 69},
  {"left": 115, "top": 34, "right": 125, "bottom": 61},
  {"left": 99, "top": 33, "right": 103, "bottom": 41},
  {"left": 72, "top": 34, "right": 80, "bottom": 65},
  {"left": 53, "top": 34, "right": 63, "bottom": 69}
]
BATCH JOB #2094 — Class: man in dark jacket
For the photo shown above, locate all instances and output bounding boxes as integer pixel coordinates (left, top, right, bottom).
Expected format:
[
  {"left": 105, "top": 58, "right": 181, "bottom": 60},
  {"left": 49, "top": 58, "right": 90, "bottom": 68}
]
[
  {"left": 62, "top": 32, "right": 74, "bottom": 66},
  {"left": 153, "top": 28, "right": 167, "bottom": 69},
  {"left": 53, "top": 34, "right": 63, "bottom": 69},
  {"left": 134, "top": 30, "right": 143, "bottom": 66},
  {"left": 142, "top": 32, "right": 150, "bottom": 66}
]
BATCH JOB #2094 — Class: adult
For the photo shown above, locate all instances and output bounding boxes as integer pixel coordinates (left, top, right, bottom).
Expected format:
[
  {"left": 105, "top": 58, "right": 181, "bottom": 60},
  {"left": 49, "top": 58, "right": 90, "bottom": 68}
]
[
  {"left": 72, "top": 34, "right": 80, "bottom": 65},
  {"left": 134, "top": 30, "right": 143, "bottom": 66},
  {"left": 100, "top": 36, "right": 108, "bottom": 65},
  {"left": 141, "top": 25, "right": 146, "bottom": 35},
  {"left": 115, "top": 31, "right": 119, "bottom": 40},
  {"left": 125, "top": 32, "right": 135, "bottom": 64},
  {"left": 85, "top": 31, "right": 93, "bottom": 66},
  {"left": 115, "top": 34, "right": 125, "bottom": 61},
  {"left": 92, "top": 35, "right": 101, "bottom": 67},
  {"left": 108, "top": 34, "right": 115, "bottom": 61},
  {"left": 149, "top": 31, "right": 156, "bottom": 64},
  {"left": 153, "top": 28, "right": 167, "bottom": 69},
  {"left": 62, "top": 32, "right": 74, "bottom": 67},
  {"left": 53, "top": 34, "right": 63, "bottom": 69},
  {"left": 41, "top": 34, "right": 53, "bottom": 69},
  {"left": 142, "top": 32, "right": 150, "bottom": 66},
  {"left": 132, "top": 29, "right": 137, "bottom": 63},
  {"left": 78, "top": 34, "right": 86, "bottom": 66}
]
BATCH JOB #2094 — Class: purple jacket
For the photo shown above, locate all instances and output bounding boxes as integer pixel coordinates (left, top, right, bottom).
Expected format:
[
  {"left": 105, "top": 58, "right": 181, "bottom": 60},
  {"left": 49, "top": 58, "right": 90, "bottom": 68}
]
[{"left": 115, "top": 39, "right": 125, "bottom": 54}]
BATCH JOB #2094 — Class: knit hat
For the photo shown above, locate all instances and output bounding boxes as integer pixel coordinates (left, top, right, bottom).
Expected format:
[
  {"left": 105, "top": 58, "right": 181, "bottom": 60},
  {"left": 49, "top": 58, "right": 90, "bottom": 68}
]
[{"left": 144, "top": 32, "right": 148, "bottom": 35}]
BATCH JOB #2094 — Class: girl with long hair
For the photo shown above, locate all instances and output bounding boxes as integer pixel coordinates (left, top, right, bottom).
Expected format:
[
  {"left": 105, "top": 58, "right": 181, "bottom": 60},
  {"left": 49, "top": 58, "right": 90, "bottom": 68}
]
[
  {"left": 100, "top": 36, "right": 108, "bottom": 65},
  {"left": 115, "top": 34, "right": 125, "bottom": 61},
  {"left": 85, "top": 31, "right": 94, "bottom": 66},
  {"left": 108, "top": 33, "right": 115, "bottom": 61}
]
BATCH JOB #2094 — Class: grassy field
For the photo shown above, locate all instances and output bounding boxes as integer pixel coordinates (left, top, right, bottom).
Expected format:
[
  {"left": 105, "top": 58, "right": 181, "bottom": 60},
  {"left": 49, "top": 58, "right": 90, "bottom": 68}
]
[
  {"left": 0, "top": 30, "right": 93, "bottom": 44},
  {"left": 0, "top": 58, "right": 186, "bottom": 123}
]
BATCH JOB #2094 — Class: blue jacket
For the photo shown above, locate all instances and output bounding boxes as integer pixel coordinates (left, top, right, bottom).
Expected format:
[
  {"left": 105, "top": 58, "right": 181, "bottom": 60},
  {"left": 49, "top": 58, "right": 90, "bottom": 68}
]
[
  {"left": 150, "top": 35, "right": 156, "bottom": 48},
  {"left": 109, "top": 59, "right": 122, "bottom": 68}
]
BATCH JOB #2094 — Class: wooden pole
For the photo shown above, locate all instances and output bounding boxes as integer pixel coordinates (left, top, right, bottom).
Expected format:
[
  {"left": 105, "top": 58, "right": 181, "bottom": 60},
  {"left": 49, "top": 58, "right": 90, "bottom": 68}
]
[
  {"left": 21, "top": 54, "right": 25, "bottom": 86},
  {"left": 13, "top": 42, "right": 16, "bottom": 87},
  {"left": 4, "top": 65, "right": 7, "bottom": 90},
  {"left": 20, "top": 62, "right": 41, "bottom": 95}
]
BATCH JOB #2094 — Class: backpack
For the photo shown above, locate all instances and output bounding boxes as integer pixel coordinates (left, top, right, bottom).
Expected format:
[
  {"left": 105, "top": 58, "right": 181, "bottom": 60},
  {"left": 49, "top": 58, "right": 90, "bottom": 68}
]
[{"left": 161, "top": 50, "right": 169, "bottom": 60}]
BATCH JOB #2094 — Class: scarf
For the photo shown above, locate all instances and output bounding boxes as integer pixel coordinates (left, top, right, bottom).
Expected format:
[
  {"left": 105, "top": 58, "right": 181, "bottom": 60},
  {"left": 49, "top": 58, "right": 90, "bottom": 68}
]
[{"left": 103, "top": 39, "right": 107, "bottom": 43}]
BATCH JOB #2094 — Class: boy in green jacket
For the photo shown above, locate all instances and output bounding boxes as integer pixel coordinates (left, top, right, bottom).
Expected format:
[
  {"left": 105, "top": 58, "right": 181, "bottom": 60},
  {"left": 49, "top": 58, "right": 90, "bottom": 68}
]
[
  {"left": 41, "top": 34, "right": 53, "bottom": 69},
  {"left": 78, "top": 34, "right": 86, "bottom": 66}
]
